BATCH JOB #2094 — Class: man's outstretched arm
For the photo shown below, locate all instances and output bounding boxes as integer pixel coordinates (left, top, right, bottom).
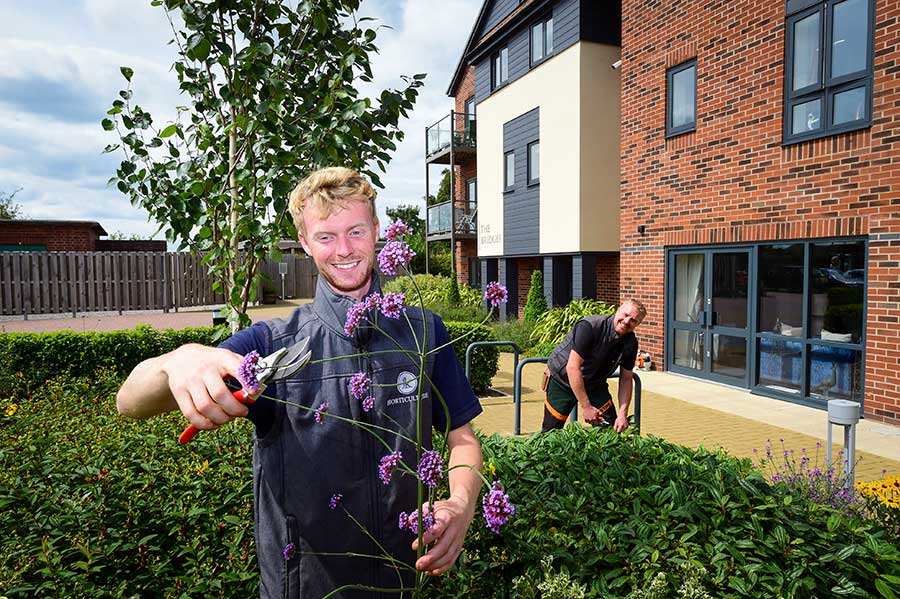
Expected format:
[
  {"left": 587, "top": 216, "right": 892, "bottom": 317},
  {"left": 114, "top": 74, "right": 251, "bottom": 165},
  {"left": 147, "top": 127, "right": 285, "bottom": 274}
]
[{"left": 116, "top": 344, "right": 249, "bottom": 430}]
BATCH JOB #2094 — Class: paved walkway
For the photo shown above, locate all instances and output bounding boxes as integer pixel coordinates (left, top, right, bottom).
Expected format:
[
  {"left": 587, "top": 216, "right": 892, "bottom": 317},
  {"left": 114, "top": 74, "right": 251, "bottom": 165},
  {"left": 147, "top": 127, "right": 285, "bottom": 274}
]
[
  {"left": 5, "top": 304, "right": 898, "bottom": 481},
  {"left": 474, "top": 354, "right": 900, "bottom": 482}
]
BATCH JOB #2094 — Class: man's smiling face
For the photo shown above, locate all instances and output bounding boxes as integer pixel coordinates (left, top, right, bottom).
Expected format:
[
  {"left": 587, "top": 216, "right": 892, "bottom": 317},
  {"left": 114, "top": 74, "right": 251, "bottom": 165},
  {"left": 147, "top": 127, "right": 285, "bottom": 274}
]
[{"left": 298, "top": 199, "right": 378, "bottom": 301}]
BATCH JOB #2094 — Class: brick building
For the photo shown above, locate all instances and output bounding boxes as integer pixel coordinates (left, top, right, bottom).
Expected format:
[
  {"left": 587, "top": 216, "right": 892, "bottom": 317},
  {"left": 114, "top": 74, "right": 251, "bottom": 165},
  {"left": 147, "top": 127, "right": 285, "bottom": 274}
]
[
  {"left": 620, "top": 0, "right": 900, "bottom": 423},
  {"left": 0, "top": 220, "right": 165, "bottom": 252}
]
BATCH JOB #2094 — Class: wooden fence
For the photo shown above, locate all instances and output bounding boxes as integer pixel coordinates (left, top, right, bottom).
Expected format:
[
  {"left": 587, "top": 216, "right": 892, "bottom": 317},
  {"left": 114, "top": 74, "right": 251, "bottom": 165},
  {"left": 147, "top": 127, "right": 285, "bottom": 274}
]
[{"left": 0, "top": 251, "right": 319, "bottom": 317}]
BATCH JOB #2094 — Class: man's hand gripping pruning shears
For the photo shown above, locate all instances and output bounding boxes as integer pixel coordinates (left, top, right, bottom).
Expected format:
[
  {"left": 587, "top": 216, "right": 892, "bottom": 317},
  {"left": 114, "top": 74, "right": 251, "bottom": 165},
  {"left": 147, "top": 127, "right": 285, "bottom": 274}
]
[{"left": 178, "top": 337, "right": 312, "bottom": 444}]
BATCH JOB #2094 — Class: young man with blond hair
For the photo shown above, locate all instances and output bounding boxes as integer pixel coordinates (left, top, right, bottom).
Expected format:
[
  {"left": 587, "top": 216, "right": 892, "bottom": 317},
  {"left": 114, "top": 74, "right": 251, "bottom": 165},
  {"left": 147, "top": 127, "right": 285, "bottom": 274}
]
[
  {"left": 117, "top": 167, "right": 484, "bottom": 598},
  {"left": 542, "top": 299, "right": 646, "bottom": 433}
]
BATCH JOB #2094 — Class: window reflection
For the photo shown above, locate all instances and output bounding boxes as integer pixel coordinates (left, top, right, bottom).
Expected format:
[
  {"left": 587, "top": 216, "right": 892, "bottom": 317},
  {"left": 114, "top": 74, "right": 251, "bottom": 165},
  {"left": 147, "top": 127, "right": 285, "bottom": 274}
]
[
  {"left": 810, "top": 241, "right": 864, "bottom": 342},
  {"left": 759, "top": 244, "right": 804, "bottom": 334},
  {"left": 809, "top": 345, "right": 862, "bottom": 403},
  {"left": 758, "top": 338, "right": 803, "bottom": 395}
]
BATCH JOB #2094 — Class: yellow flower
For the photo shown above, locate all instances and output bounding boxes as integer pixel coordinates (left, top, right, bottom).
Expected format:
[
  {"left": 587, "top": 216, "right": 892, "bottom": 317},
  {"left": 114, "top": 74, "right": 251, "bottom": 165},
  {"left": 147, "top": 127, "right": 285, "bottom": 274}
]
[
  {"left": 3, "top": 404, "right": 16, "bottom": 417},
  {"left": 488, "top": 462, "right": 497, "bottom": 477}
]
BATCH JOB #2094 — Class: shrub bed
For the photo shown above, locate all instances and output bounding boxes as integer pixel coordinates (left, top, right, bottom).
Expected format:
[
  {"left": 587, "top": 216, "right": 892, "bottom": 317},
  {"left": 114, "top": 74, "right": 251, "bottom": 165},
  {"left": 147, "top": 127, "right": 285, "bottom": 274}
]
[
  {"left": 0, "top": 320, "right": 499, "bottom": 398},
  {"left": 0, "top": 325, "right": 225, "bottom": 398},
  {"left": 4, "top": 376, "right": 897, "bottom": 598}
]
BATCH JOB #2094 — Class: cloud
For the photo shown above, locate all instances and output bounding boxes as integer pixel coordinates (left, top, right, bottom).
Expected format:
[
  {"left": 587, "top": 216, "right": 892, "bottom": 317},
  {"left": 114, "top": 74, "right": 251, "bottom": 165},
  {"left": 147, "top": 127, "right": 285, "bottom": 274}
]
[{"left": 0, "top": 0, "right": 483, "bottom": 239}]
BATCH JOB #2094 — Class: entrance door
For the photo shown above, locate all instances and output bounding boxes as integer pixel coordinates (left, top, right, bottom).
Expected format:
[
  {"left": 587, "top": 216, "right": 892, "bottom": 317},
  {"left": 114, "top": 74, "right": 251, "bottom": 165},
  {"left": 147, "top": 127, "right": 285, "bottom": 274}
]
[{"left": 668, "top": 249, "right": 751, "bottom": 385}]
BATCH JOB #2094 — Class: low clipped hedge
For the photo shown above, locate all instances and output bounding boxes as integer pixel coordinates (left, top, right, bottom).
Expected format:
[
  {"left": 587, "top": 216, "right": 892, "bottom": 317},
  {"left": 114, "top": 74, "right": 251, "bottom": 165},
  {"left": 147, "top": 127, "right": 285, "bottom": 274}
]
[
  {"left": 0, "top": 325, "right": 225, "bottom": 399},
  {"left": 4, "top": 373, "right": 899, "bottom": 598},
  {"left": 428, "top": 427, "right": 900, "bottom": 599},
  {"left": 0, "top": 320, "right": 500, "bottom": 398},
  {"left": 445, "top": 321, "right": 499, "bottom": 394}
]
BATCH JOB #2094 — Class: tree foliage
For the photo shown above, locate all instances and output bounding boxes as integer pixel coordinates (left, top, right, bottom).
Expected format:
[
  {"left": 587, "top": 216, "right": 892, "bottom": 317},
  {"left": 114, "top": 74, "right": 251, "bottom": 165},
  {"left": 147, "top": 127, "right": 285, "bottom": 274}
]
[
  {"left": 104, "top": 0, "right": 424, "bottom": 331},
  {"left": 0, "top": 187, "right": 25, "bottom": 220}
]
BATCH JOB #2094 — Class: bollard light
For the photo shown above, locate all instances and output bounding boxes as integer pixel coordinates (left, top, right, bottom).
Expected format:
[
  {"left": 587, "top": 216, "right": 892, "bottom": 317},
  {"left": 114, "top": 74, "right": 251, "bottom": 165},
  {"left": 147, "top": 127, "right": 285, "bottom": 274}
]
[{"left": 826, "top": 399, "right": 860, "bottom": 486}]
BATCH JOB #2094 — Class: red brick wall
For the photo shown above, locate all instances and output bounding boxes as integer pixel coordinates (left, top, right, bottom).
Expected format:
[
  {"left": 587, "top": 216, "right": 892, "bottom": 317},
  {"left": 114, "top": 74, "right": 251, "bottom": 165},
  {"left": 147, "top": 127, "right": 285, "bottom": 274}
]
[
  {"left": 0, "top": 223, "right": 98, "bottom": 251},
  {"left": 453, "top": 66, "right": 479, "bottom": 287},
  {"left": 595, "top": 253, "right": 620, "bottom": 306},
  {"left": 621, "top": 0, "right": 900, "bottom": 424},
  {"left": 516, "top": 257, "right": 542, "bottom": 319}
]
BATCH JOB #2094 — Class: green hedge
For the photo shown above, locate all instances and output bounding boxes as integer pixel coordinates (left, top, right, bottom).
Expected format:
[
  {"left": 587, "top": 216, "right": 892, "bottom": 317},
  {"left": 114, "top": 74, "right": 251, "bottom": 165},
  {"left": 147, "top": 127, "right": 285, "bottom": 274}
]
[
  {"left": 445, "top": 321, "right": 500, "bottom": 394},
  {"left": 2, "top": 376, "right": 899, "bottom": 598},
  {"left": 0, "top": 320, "right": 498, "bottom": 400},
  {"left": 0, "top": 325, "right": 225, "bottom": 398},
  {"left": 428, "top": 427, "right": 900, "bottom": 598}
]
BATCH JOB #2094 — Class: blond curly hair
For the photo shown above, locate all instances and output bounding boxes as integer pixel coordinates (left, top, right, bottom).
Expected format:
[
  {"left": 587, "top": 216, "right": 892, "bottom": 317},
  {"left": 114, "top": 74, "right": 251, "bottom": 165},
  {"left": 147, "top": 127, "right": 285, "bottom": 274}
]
[{"left": 288, "top": 167, "right": 378, "bottom": 236}]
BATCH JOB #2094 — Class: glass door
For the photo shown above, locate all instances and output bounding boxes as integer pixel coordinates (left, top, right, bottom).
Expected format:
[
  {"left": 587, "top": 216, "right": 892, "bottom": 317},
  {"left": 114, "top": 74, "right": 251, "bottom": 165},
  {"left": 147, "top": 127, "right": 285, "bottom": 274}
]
[{"left": 668, "top": 249, "right": 751, "bottom": 385}]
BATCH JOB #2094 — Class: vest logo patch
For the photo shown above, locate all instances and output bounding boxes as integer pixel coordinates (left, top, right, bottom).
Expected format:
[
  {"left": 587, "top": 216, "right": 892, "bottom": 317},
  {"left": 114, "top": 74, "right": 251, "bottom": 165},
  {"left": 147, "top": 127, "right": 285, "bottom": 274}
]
[{"left": 397, "top": 371, "right": 418, "bottom": 395}]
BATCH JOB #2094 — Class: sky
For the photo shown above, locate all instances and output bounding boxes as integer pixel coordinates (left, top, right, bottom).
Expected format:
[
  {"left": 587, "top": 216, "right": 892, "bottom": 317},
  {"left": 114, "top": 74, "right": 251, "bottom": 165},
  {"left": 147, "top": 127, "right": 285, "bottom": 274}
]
[{"left": 0, "top": 0, "right": 481, "bottom": 239}]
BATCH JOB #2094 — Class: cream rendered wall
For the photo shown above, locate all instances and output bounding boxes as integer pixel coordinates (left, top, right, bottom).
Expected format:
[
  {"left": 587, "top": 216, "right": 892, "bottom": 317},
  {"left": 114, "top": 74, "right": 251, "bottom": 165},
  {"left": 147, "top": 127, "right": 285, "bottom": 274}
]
[
  {"left": 579, "top": 42, "right": 621, "bottom": 252},
  {"left": 476, "top": 41, "right": 621, "bottom": 257}
]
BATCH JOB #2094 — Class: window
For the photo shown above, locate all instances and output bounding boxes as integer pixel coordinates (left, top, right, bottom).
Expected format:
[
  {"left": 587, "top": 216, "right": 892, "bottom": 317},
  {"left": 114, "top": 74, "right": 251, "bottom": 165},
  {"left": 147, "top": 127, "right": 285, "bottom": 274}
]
[
  {"left": 504, "top": 151, "right": 515, "bottom": 191},
  {"left": 492, "top": 47, "right": 509, "bottom": 90},
  {"left": 527, "top": 141, "right": 540, "bottom": 185},
  {"left": 464, "top": 97, "right": 476, "bottom": 140},
  {"left": 530, "top": 16, "right": 554, "bottom": 66},
  {"left": 466, "top": 177, "right": 477, "bottom": 204},
  {"left": 784, "top": 0, "right": 873, "bottom": 143},
  {"left": 666, "top": 59, "right": 697, "bottom": 137}
]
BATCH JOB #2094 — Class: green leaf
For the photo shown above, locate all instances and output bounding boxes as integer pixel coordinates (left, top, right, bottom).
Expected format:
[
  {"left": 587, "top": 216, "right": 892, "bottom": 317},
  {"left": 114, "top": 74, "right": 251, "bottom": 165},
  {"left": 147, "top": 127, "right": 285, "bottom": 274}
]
[
  {"left": 160, "top": 124, "right": 178, "bottom": 138},
  {"left": 101, "top": 118, "right": 115, "bottom": 131},
  {"left": 120, "top": 66, "right": 134, "bottom": 81},
  {"left": 876, "top": 579, "right": 899, "bottom": 599}
]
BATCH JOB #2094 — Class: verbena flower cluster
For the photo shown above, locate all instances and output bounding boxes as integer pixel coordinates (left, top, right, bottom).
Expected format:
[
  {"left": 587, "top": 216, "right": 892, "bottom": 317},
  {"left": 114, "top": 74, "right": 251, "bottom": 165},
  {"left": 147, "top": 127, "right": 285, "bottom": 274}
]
[
  {"left": 378, "top": 241, "right": 416, "bottom": 276},
  {"left": 755, "top": 439, "right": 862, "bottom": 516},
  {"left": 379, "top": 451, "right": 403, "bottom": 485},
  {"left": 329, "top": 493, "right": 343, "bottom": 511},
  {"left": 385, "top": 219, "right": 410, "bottom": 242},
  {"left": 417, "top": 450, "right": 444, "bottom": 489},
  {"left": 484, "top": 281, "right": 508, "bottom": 308},
  {"left": 282, "top": 542, "right": 296, "bottom": 561},
  {"left": 237, "top": 350, "right": 263, "bottom": 394},
  {"left": 482, "top": 481, "right": 515, "bottom": 534},
  {"left": 344, "top": 292, "right": 408, "bottom": 336},
  {"left": 349, "top": 372, "right": 371, "bottom": 400},
  {"left": 315, "top": 402, "right": 329, "bottom": 424},
  {"left": 398, "top": 509, "right": 435, "bottom": 536}
]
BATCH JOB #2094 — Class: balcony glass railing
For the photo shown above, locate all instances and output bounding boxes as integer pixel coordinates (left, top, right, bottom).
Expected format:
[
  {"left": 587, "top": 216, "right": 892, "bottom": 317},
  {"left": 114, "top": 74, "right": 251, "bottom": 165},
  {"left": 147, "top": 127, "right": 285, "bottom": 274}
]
[
  {"left": 426, "top": 111, "right": 476, "bottom": 157},
  {"left": 427, "top": 201, "right": 477, "bottom": 236}
]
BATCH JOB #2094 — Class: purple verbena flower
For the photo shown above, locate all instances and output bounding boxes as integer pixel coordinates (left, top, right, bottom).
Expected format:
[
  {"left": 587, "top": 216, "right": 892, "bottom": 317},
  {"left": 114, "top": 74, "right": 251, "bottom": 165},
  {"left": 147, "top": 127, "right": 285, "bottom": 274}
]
[
  {"left": 417, "top": 450, "right": 444, "bottom": 489},
  {"left": 345, "top": 302, "right": 368, "bottom": 336},
  {"left": 385, "top": 220, "right": 410, "bottom": 242},
  {"left": 362, "top": 395, "right": 375, "bottom": 413},
  {"left": 283, "top": 542, "right": 296, "bottom": 560},
  {"left": 379, "top": 451, "right": 403, "bottom": 485},
  {"left": 329, "top": 493, "right": 343, "bottom": 511},
  {"left": 378, "top": 241, "right": 416, "bottom": 275},
  {"left": 364, "top": 293, "right": 382, "bottom": 312},
  {"left": 237, "top": 350, "right": 262, "bottom": 394},
  {"left": 349, "top": 372, "right": 371, "bottom": 401},
  {"left": 484, "top": 281, "right": 508, "bottom": 308},
  {"left": 398, "top": 510, "right": 435, "bottom": 535},
  {"left": 315, "top": 402, "right": 329, "bottom": 424},
  {"left": 380, "top": 292, "right": 406, "bottom": 319},
  {"left": 482, "top": 481, "right": 515, "bottom": 534}
]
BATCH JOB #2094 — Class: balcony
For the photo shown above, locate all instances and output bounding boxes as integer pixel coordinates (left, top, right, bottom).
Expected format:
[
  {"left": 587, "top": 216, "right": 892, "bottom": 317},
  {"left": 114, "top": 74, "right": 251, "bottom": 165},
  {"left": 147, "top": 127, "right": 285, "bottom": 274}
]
[
  {"left": 426, "top": 201, "right": 477, "bottom": 240},
  {"left": 426, "top": 111, "right": 476, "bottom": 165}
]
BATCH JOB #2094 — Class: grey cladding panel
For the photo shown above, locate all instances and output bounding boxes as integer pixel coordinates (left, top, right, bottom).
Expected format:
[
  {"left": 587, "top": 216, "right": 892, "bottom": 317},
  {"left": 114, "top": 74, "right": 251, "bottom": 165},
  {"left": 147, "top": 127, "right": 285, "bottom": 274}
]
[
  {"left": 553, "top": 0, "right": 581, "bottom": 53},
  {"left": 507, "top": 27, "right": 529, "bottom": 81},
  {"left": 479, "top": 0, "right": 520, "bottom": 39},
  {"left": 502, "top": 108, "right": 540, "bottom": 256},
  {"left": 475, "top": 59, "right": 491, "bottom": 103}
]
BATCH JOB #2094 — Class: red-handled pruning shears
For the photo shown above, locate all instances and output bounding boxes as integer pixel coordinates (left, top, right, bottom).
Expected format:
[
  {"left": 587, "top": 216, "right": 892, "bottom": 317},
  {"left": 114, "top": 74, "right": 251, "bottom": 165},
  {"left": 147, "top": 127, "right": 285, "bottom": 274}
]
[{"left": 178, "top": 337, "right": 313, "bottom": 444}]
